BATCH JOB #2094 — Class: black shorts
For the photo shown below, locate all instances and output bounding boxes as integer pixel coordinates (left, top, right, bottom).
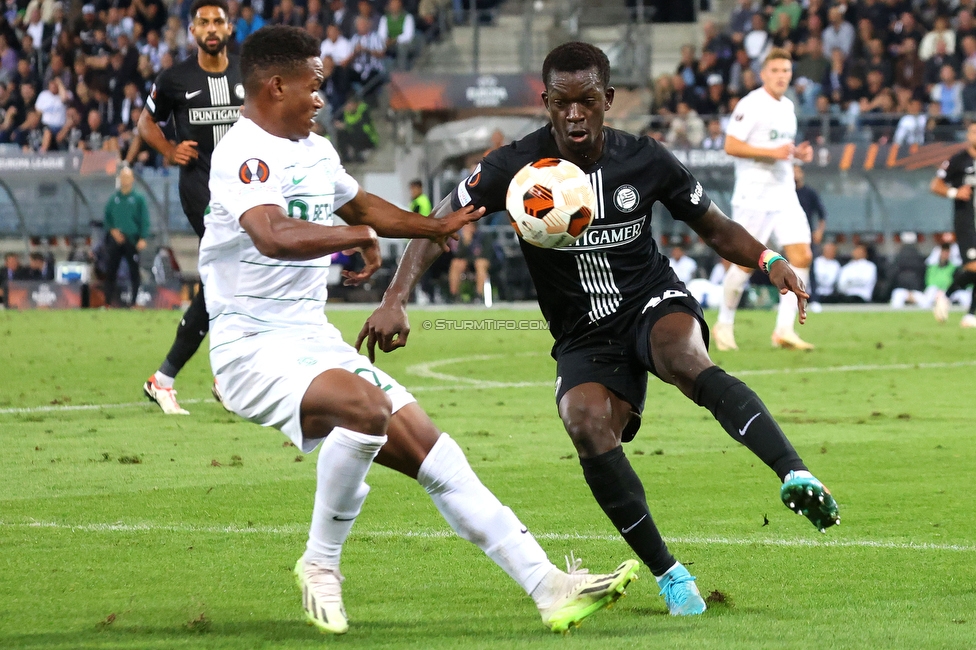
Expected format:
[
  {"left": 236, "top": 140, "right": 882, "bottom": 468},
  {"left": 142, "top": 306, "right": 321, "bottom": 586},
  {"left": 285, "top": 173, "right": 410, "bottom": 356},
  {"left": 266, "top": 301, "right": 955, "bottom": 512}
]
[
  {"left": 955, "top": 213, "right": 976, "bottom": 263},
  {"left": 179, "top": 169, "right": 210, "bottom": 238},
  {"left": 554, "top": 282, "right": 708, "bottom": 442}
]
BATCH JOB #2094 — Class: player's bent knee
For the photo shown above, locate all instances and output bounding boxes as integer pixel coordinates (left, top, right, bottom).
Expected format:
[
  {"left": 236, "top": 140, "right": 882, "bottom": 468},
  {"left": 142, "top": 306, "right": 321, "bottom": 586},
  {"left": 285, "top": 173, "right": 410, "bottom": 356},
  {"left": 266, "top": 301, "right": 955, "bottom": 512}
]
[
  {"left": 560, "top": 400, "right": 619, "bottom": 457},
  {"left": 660, "top": 347, "right": 710, "bottom": 384},
  {"left": 351, "top": 390, "right": 393, "bottom": 435},
  {"left": 302, "top": 371, "right": 393, "bottom": 437}
]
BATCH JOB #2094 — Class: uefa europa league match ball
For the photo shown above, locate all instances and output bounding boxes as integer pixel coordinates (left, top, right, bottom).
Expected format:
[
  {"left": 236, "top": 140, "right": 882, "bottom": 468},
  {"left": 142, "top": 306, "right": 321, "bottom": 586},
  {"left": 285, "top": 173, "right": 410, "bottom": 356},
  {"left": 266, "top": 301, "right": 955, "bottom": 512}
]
[{"left": 505, "top": 158, "right": 597, "bottom": 249}]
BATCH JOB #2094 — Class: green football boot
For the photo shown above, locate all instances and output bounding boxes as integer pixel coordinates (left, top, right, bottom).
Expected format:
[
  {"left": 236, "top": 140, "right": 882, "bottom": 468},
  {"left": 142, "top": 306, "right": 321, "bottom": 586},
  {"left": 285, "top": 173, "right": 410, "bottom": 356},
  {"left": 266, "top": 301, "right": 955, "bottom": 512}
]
[
  {"left": 539, "top": 558, "right": 639, "bottom": 633},
  {"left": 781, "top": 470, "right": 840, "bottom": 533}
]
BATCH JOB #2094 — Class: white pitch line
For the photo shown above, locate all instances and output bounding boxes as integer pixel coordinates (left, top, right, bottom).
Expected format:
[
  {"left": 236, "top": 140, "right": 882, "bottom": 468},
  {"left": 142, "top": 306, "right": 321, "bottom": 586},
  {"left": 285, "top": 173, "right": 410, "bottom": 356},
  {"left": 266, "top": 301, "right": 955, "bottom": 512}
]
[
  {"left": 405, "top": 353, "right": 545, "bottom": 388},
  {"left": 2, "top": 521, "right": 974, "bottom": 552},
  {"left": 0, "top": 399, "right": 205, "bottom": 415},
  {"left": 3, "top": 358, "right": 975, "bottom": 415}
]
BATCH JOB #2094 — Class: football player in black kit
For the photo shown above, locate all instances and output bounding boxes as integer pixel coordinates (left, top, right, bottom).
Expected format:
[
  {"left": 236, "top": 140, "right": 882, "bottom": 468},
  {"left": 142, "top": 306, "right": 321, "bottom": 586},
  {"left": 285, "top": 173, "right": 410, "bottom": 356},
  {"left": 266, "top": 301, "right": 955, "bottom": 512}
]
[
  {"left": 139, "top": 0, "right": 243, "bottom": 413},
  {"left": 930, "top": 121, "right": 976, "bottom": 328},
  {"left": 357, "top": 42, "right": 840, "bottom": 616}
]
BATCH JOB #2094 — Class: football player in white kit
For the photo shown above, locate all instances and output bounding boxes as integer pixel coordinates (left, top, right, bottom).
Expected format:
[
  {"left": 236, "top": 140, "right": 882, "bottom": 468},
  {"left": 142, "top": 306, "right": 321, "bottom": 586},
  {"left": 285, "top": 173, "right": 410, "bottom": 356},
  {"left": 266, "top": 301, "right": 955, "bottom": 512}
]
[
  {"left": 715, "top": 48, "right": 815, "bottom": 351},
  {"left": 199, "top": 26, "right": 638, "bottom": 636}
]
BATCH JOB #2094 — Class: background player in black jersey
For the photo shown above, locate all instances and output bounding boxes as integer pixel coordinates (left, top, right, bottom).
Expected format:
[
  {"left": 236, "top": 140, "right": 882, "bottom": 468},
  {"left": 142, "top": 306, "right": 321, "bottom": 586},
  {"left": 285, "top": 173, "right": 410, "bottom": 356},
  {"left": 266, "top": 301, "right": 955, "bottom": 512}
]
[
  {"left": 930, "top": 121, "right": 976, "bottom": 328},
  {"left": 139, "top": 0, "right": 243, "bottom": 413},
  {"left": 357, "top": 42, "right": 840, "bottom": 616}
]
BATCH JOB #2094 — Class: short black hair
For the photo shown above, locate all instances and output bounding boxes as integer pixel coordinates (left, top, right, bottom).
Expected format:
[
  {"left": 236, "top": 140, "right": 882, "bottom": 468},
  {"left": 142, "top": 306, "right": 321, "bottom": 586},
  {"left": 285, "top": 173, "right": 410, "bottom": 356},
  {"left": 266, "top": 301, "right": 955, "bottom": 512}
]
[
  {"left": 542, "top": 42, "right": 611, "bottom": 89},
  {"left": 409, "top": 179, "right": 423, "bottom": 188},
  {"left": 189, "top": 0, "right": 230, "bottom": 19},
  {"left": 241, "top": 26, "right": 321, "bottom": 93}
]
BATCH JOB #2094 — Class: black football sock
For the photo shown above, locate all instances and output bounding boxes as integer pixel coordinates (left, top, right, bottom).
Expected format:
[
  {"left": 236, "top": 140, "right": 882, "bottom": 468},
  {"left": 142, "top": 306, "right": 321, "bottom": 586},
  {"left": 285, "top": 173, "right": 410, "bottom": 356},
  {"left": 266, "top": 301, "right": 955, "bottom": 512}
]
[
  {"left": 159, "top": 286, "right": 209, "bottom": 378},
  {"left": 945, "top": 269, "right": 976, "bottom": 295},
  {"left": 693, "top": 366, "right": 807, "bottom": 481},
  {"left": 970, "top": 285, "right": 976, "bottom": 315},
  {"left": 580, "top": 446, "right": 676, "bottom": 576}
]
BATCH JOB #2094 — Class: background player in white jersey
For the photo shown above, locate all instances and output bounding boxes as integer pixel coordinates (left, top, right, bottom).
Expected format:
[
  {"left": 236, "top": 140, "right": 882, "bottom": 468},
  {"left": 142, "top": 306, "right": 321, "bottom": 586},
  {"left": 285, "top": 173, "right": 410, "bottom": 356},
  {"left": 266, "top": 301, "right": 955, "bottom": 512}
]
[
  {"left": 200, "top": 26, "right": 638, "bottom": 635},
  {"left": 716, "top": 48, "right": 815, "bottom": 351}
]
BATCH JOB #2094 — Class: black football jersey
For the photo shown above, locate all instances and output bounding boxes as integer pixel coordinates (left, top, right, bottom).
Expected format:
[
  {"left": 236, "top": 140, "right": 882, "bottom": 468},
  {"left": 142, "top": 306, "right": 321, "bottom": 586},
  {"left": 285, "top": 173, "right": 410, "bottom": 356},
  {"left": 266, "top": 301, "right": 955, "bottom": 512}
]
[
  {"left": 451, "top": 125, "right": 712, "bottom": 348},
  {"left": 145, "top": 55, "right": 244, "bottom": 179},
  {"left": 936, "top": 149, "right": 976, "bottom": 230}
]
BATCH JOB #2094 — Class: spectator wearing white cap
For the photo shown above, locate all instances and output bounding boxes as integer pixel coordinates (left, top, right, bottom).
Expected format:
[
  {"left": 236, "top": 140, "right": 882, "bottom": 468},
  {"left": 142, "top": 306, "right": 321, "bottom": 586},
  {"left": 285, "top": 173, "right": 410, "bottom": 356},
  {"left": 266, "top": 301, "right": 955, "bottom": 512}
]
[
  {"left": 698, "top": 73, "right": 728, "bottom": 115},
  {"left": 78, "top": 4, "right": 102, "bottom": 48}
]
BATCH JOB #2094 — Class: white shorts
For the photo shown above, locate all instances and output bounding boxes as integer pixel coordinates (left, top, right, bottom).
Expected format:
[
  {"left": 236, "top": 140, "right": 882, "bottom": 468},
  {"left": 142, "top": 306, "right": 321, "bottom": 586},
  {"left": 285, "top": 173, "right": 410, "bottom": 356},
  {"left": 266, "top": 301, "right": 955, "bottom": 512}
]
[
  {"left": 731, "top": 196, "right": 811, "bottom": 248},
  {"left": 210, "top": 323, "right": 416, "bottom": 453}
]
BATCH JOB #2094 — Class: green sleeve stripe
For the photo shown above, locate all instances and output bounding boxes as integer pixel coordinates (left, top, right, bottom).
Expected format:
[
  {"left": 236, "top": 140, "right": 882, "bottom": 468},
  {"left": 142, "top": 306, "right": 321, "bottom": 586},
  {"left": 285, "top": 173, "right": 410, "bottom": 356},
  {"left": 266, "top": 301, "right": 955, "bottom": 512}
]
[
  {"left": 241, "top": 260, "right": 332, "bottom": 269},
  {"left": 232, "top": 294, "right": 328, "bottom": 303}
]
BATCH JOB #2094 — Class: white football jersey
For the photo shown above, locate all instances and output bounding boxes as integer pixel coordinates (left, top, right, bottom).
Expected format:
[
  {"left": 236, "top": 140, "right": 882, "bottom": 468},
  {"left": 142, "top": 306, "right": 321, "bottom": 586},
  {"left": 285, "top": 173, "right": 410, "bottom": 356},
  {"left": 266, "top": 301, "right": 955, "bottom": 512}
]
[
  {"left": 725, "top": 87, "right": 798, "bottom": 203},
  {"left": 199, "top": 117, "right": 359, "bottom": 349}
]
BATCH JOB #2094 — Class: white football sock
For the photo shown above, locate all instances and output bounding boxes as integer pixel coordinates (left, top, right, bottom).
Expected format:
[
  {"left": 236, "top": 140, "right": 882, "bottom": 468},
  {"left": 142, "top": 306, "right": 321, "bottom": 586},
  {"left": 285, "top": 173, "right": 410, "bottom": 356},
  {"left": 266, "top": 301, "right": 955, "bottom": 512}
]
[
  {"left": 775, "top": 266, "right": 810, "bottom": 333},
  {"left": 153, "top": 371, "right": 175, "bottom": 389},
  {"left": 718, "top": 265, "right": 750, "bottom": 325},
  {"left": 304, "top": 427, "right": 387, "bottom": 568},
  {"left": 417, "top": 434, "right": 554, "bottom": 598},
  {"left": 654, "top": 561, "right": 681, "bottom": 582}
]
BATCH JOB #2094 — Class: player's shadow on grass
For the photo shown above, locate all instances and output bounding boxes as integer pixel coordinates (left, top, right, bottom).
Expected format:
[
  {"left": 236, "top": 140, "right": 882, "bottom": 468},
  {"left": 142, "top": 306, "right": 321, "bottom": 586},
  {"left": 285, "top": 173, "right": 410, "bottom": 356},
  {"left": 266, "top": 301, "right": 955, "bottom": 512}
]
[
  {"left": 1, "top": 620, "right": 326, "bottom": 648},
  {"left": 1, "top": 617, "right": 671, "bottom": 647}
]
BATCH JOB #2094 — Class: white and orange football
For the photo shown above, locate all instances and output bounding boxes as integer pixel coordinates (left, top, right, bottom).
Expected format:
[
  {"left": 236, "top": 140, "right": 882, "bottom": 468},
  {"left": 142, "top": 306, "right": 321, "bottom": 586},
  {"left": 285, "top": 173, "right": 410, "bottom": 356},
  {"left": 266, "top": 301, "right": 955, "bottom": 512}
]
[{"left": 505, "top": 158, "right": 596, "bottom": 249}]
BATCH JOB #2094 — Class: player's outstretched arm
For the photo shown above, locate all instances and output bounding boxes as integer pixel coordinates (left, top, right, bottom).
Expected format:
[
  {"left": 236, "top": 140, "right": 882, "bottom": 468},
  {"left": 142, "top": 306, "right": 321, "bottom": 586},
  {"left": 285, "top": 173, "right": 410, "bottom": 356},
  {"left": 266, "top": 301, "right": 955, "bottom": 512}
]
[
  {"left": 355, "top": 196, "right": 456, "bottom": 361},
  {"left": 689, "top": 202, "right": 809, "bottom": 323},
  {"left": 240, "top": 204, "right": 380, "bottom": 284},
  {"left": 337, "top": 188, "right": 484, "bottom": 247}
]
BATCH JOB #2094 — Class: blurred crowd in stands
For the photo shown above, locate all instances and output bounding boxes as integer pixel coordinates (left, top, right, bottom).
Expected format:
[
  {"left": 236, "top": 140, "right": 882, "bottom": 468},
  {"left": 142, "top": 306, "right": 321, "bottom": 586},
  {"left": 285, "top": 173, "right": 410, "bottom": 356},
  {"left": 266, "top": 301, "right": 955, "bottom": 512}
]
[
  {"left": 0, "top": 0, "right": 451, "bottom": 164},
  {"left": 647, "top": 0, "right": 976, "bottom": 147},
  {"left": 670, "top": 229, "right": 971, "bottom": 308},
  {"left": 8, "top": 0, "right": 974, "bottom": 165}
]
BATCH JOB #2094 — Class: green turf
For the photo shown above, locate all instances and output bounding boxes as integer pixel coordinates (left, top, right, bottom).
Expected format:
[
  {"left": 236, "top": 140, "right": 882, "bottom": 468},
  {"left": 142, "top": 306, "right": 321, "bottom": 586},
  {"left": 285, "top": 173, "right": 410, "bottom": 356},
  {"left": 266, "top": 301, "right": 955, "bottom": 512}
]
[{"left": 1, "top": 307, "right": 974, "bottom": 649}]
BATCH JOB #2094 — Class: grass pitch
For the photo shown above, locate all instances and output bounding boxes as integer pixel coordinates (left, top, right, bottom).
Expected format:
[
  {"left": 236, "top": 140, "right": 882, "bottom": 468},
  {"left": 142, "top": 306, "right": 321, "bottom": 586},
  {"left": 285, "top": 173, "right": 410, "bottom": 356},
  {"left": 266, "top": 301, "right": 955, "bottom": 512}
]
[{"left": 1, "top": 306, "right": 974, "bottom": 649}]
